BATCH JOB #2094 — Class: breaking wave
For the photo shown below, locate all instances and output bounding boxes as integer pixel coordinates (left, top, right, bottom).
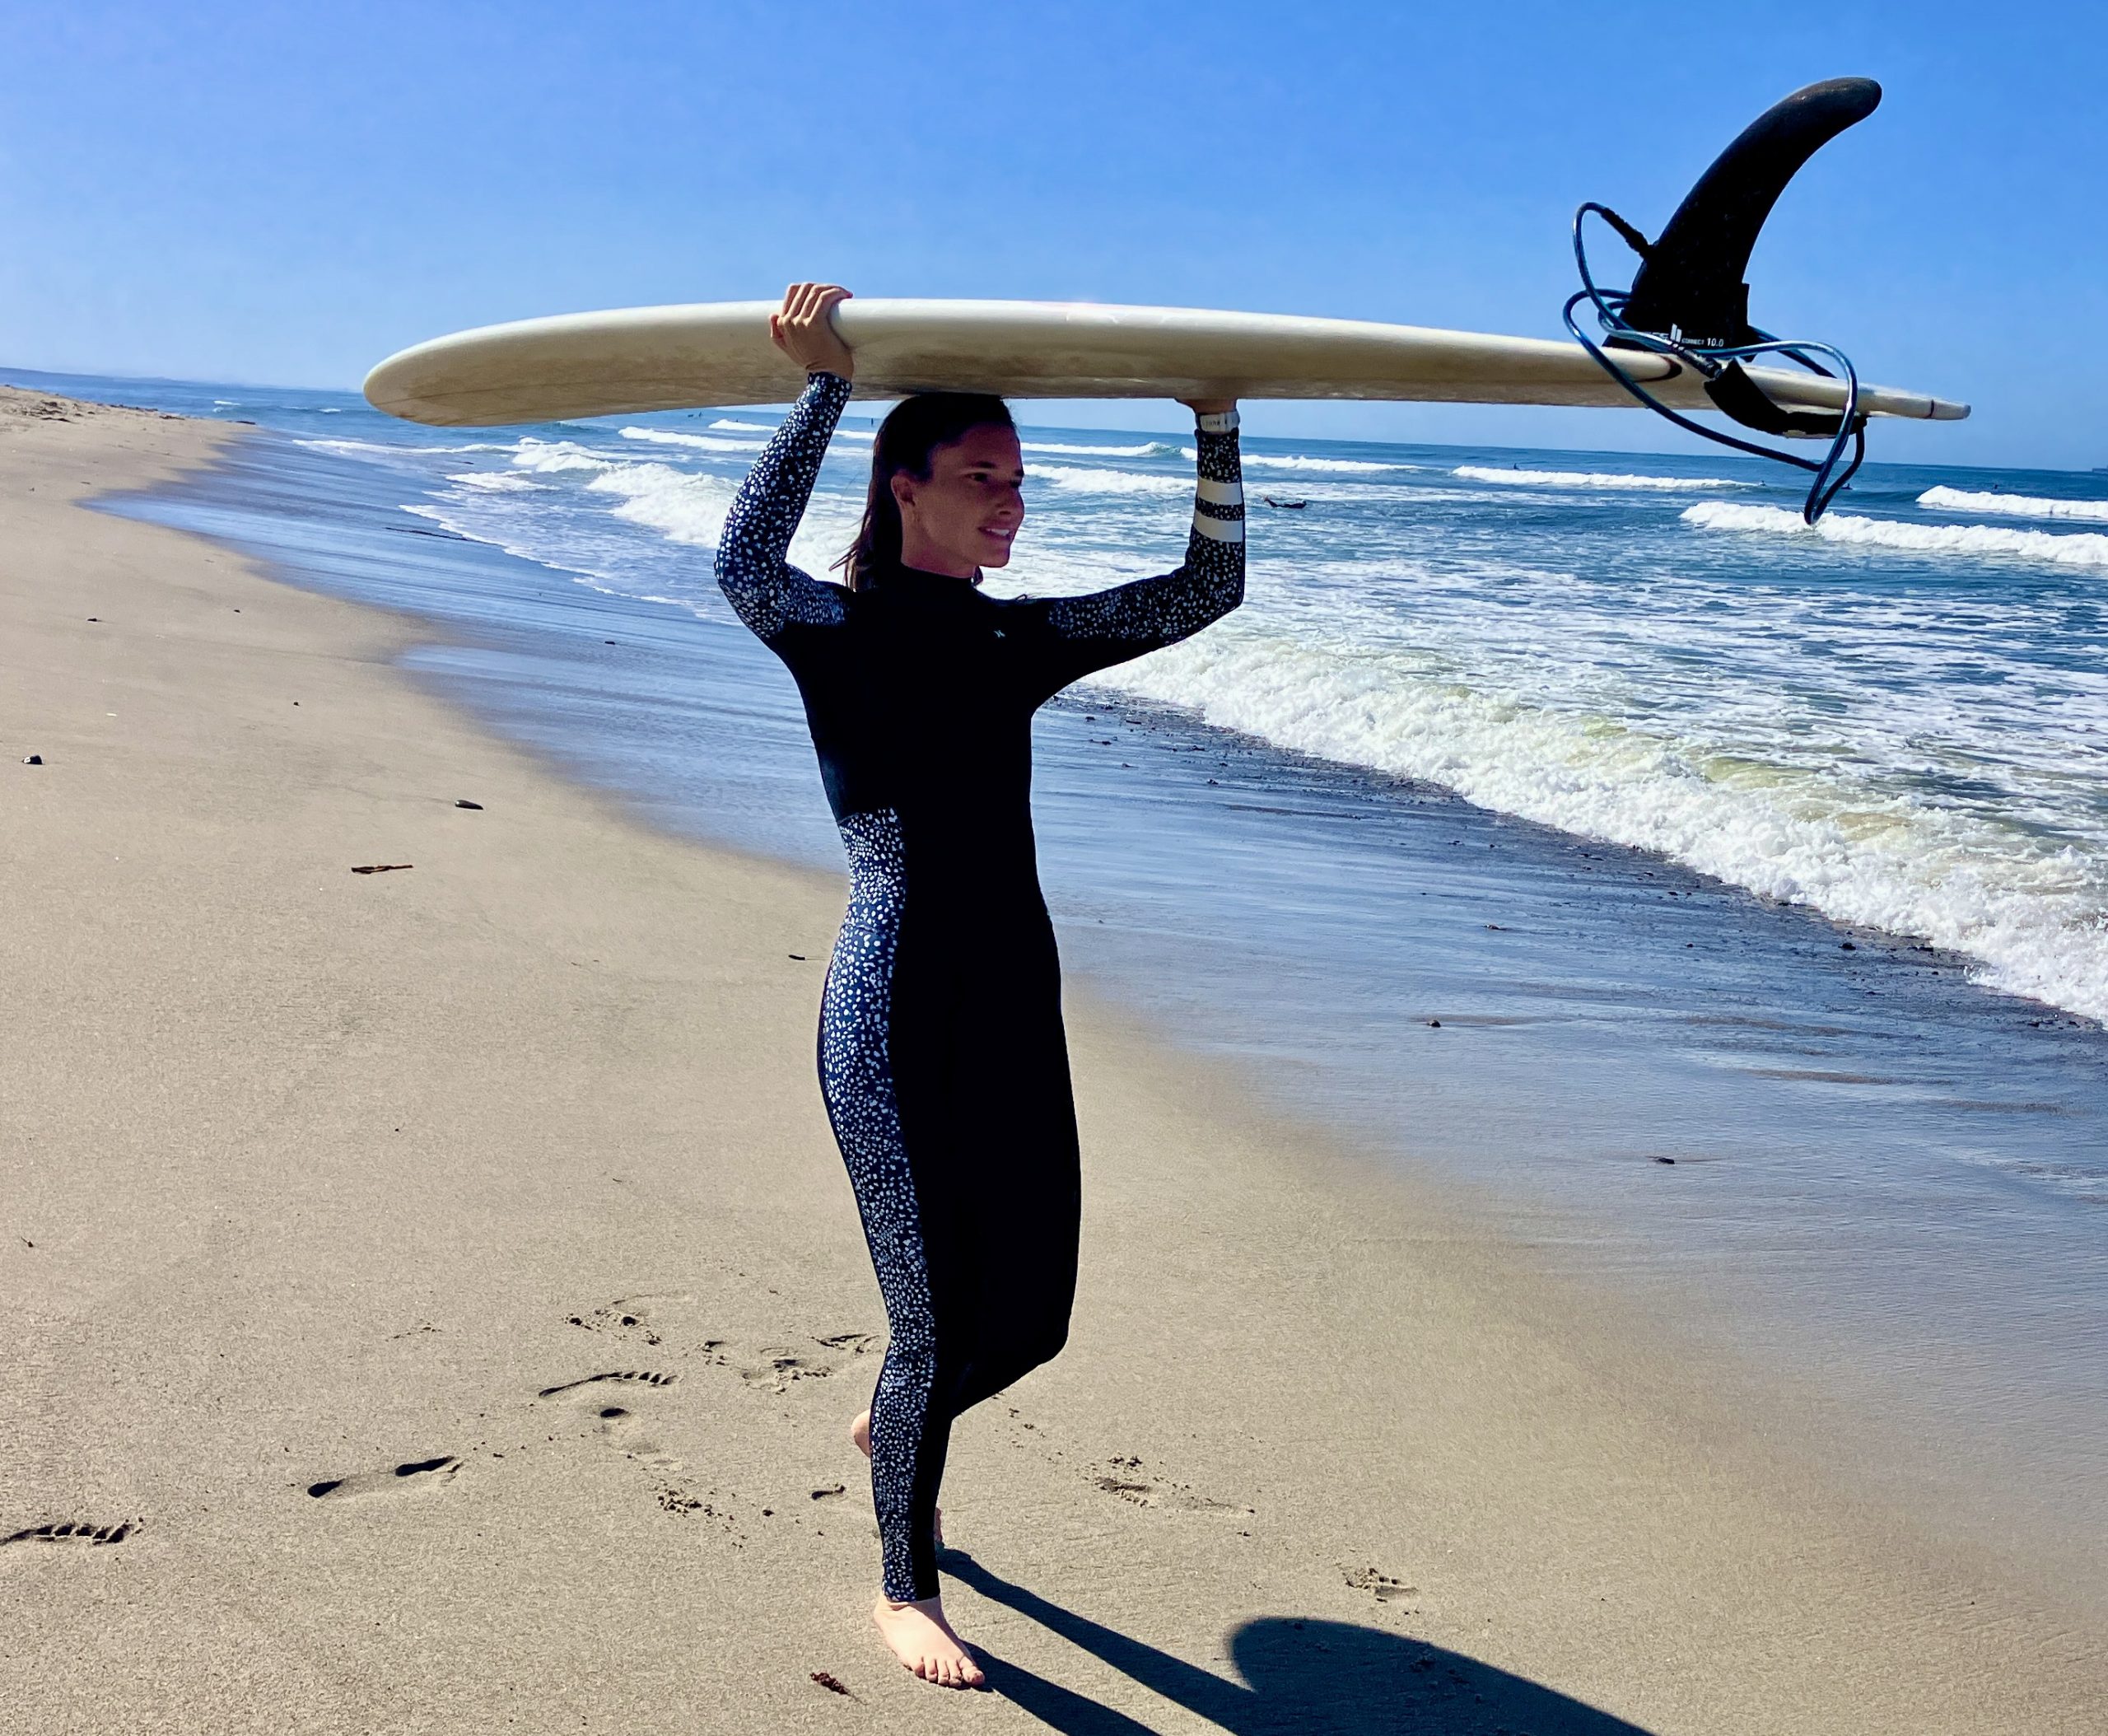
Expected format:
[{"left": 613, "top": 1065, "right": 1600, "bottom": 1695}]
[
  {"left": 619, "top": 427, "right": 766, "bottom": 453},
  {"left": 1456, "top": 465, "right": 1749, "bottom": 491},
  {"left": 296, "top": 436, "right": 500, "bottom": 457},
  {"left": 1226, "top": 451, "right": 1423, "bottom": 474},
  {"left": 444, "top": 471, "right": 544, "bottom": 492},
  {"left": 1683, "top": 502, "right": 2108, "bottom": 571},
  {"left": 1918, "top": 486, "right": 2108, "bottom": 524},
  {"left": 1033, "top": 465, "right": 1191, "bottom": 497},
  {"left": 1097, "top": 608, "right": 2108, "bottom": 1022},
  {"left": 1022, "top": 438, "right": 1182, "bottom": 458}
]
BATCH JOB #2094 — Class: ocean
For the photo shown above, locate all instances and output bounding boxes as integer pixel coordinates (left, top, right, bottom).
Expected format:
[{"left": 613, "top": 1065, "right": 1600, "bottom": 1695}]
[{"left": 16, "top": 363, "right": 2104, "bottom": 1599}]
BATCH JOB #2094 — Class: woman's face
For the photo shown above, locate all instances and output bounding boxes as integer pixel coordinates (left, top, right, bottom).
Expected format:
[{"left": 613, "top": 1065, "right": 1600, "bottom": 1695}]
[{"left": 893, "top": 424, "right": 1026, "bottom": 576}]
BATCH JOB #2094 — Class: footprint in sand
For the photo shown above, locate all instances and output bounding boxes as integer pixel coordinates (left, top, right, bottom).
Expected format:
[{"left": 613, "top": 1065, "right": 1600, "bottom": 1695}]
[
  {"left": 2, "top": 1520, "right": 135, "bottom": 1547},
  {"left": 735, "top": 1332, "right": 877, "bottom": 1392},
  {"left": 561, "top": 1292, "right": 695, "bottom": 1349},
  {"left": 538, "top": 1370, "right": 683, "bottom": 1470},
  {"left": 739, "top": 1350, "right": 829, "bottom": 1389},
  {"left": 1087, "top": 1455, "right": 1250, "bottom": 1518},
  {"left": 306, "top": 1455, "right": 460, "bottom": 1501},
  {"left": 1345, "top": 1566, "right": 1419, "bottom": 1604},
  {"left": 537, "top": 1370, "right": 676, "bottom": 1400}
]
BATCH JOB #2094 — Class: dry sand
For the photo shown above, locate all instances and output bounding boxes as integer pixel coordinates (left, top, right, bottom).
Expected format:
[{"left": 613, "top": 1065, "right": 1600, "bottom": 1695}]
[{"left": 2, "top": 386, "right": 2102, "bottom": 1733}]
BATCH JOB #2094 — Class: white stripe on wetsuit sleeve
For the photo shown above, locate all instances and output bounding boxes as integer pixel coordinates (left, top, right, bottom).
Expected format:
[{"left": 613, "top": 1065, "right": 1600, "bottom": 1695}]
[{"left": 1192, "top": 473, "right": 1244, "bottom": 542}]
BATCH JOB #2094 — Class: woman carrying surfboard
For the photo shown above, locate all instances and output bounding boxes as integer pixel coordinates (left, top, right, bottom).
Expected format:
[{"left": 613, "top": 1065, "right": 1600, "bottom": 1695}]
[{"left": 716, "top": 282, "right": 1243, "bottom": 1688}]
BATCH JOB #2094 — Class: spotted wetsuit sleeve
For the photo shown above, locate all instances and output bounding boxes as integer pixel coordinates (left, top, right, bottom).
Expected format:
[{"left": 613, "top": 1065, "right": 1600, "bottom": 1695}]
[
  {"left": 714, "top": 370, "right": 853, "bottom": 645},
  {"left": 1019, "top": 409, "right": 1244, "bottom": 691}
]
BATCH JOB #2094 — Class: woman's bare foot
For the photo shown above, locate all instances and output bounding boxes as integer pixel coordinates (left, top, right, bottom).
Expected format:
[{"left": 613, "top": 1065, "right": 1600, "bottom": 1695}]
[
  {"left": 850, "top": 1409, "right": 942, "bottom": 1545},
  {"left": 872, "top": 1594, "right": 984, "bottom": 1688}
]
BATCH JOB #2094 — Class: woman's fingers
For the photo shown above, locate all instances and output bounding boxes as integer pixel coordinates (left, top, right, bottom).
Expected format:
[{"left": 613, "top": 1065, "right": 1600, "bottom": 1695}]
[{"left": 772, "top": 282, "right": 856, "bottom": 378}]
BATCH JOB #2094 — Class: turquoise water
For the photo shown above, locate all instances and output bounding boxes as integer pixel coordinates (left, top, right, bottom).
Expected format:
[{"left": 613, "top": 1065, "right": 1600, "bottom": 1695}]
[{"left": 21, "top": 364, "right": 2105, "bottom": 1597}]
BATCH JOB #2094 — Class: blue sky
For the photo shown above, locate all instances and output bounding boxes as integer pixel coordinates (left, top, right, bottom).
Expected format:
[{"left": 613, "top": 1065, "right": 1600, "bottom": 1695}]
[{"left": 4, "top": 2, "right": 2102, "bottom": 466}]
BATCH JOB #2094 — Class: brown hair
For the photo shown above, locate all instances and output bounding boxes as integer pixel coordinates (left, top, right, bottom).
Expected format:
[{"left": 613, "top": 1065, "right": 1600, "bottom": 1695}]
[{"left": 834, "top": 391, "right": 1016, "bottom": 590}]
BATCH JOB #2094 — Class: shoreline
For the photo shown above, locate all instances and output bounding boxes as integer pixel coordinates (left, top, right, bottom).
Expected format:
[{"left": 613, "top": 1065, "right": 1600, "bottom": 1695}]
[{"left": 4, "top": 387, "right": 2102, "bottom": 1731}]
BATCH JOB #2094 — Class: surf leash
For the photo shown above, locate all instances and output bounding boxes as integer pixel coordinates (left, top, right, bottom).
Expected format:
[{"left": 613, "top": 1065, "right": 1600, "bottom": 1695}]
[{"left": 1564, "top": 78, "right": 1883, "bottom": 524}]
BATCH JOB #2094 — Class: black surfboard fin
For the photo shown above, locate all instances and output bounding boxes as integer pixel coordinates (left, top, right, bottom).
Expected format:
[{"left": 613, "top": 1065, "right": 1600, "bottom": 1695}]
[
  {"left": 1703, "top": 360, "right": 1853, "bottom": 440},
  {"left": 1620, "top": 77, "right": 1882, "bottom": 351}
]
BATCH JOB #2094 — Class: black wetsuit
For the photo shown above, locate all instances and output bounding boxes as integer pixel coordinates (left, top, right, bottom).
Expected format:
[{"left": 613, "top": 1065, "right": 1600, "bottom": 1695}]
[{"left": 716, "top": 371, "right": 1244, "bottom": 1602}]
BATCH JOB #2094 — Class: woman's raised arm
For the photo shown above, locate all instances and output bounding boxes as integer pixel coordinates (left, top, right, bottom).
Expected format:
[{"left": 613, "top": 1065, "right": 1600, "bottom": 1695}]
[
  {"left": 714, "top": 283, "right": 858, "bottom": 646},
  {"left": 1021, "top": 400, "right": 1244, "bottom": 689}
]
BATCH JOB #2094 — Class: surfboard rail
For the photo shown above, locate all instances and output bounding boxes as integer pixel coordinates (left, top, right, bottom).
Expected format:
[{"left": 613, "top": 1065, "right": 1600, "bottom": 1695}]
[{"left": 362, "top": 298, "right": 1970, "bottom": 428}]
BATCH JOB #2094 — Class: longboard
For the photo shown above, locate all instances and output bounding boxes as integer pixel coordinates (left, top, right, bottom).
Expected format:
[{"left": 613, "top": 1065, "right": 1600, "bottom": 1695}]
[{"left": 363, "top": 298, "right": 1970, "bottom": 429}]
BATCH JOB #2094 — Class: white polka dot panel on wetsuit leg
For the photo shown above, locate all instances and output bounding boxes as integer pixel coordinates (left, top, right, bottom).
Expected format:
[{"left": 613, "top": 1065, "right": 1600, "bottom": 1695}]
[{"left": 818, "top": 807, "right": 940, "bottom": 1603}]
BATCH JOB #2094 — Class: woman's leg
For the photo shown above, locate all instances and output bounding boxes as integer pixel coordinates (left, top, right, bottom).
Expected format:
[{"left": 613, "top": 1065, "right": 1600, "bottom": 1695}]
[{"left": 817, "top": 813, "right": 982, "bottom": 1686}]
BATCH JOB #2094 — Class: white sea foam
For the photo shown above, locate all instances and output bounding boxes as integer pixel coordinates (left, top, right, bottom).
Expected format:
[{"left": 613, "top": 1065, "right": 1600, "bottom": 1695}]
[
  {"left": 1021, "top": 439, "right": 1182, "bottom": 459},
  {"left": 709, "top": 418, "right": 777, "bottom": 432},
  {"left": 619, "top": 427, "right": 766, "bottom": 453},
  {"left": 1094, "top": 604, "right": 2108, "bottom": 1022},
  {"left": 398, "top": 502, "right": 604, "bottom": 576},
  {"left": 1217, "top": 451, "right": 1421, "bottom": 474},
  {"left": 558, "top": 455, "right": 862, "bottom": 575},
  {"left": 507, "top": 437, "right": 618, "bottom": 475},
  {"left": 379, "top": 408, "right": 2108, "bottom": 1023},
  {"left": 1032, "top": 465, "right": 1191, "bottom": 497},
  {"left": 445, "top": 471, "right": 544, "bottom": 492},
  {"left": 1456, "top": 465, "right": 1748, "bottom": 491},
  {"left": 1684, "top": 502, "right": 2108, "bottom": 571},
  {"left": 1918, "top": 486, "right": 2108, "bottom": 523},
  {"left": 297, "top": 436, "right": 499, "bottom": 457}
]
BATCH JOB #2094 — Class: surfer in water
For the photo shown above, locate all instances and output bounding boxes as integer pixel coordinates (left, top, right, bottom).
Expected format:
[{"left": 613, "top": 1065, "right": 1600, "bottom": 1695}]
[{"left": 716, "top": 282, "right": 1244, "bottom": 1687}]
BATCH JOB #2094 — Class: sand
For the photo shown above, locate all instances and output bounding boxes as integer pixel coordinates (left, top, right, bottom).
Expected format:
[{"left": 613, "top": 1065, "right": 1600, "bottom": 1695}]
[{"left": 2, "top": 385, "right": 2101, "bottom": 1734}]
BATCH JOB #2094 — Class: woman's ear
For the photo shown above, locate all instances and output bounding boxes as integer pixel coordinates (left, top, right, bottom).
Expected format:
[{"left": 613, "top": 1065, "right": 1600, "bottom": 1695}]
[{"left": 889, "top": 470, "right": 916, "bottom": 516}]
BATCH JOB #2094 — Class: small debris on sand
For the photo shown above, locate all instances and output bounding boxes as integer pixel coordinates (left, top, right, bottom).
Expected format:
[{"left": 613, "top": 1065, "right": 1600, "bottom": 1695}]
[
  {"left": 350, "top": 864, "right": 413, "bottom": 875},
  {"left": 454, "top": 799, "right": 483, "bottom": 810},
  {"left": 22, "top": 754, "right": 43, "bottom": 765},
  {"left": 809, "top": 1671, "right": 854, "bottom": 1698}
]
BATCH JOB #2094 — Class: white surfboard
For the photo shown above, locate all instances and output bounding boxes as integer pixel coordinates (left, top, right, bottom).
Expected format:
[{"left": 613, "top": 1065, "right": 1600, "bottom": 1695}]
[{"left": 362, "top": 298, "right": 1969, "bottom": 429}]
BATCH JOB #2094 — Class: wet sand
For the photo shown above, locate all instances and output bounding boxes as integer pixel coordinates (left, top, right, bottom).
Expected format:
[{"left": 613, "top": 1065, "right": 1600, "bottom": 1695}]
[{"left": 2, "top": 386, "right": 2101, "bottom": 1733}]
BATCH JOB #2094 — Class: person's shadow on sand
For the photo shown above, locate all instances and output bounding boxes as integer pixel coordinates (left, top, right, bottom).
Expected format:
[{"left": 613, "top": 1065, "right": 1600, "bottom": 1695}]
[{"left": 944, "top": 1552, "right": 1658, "bottom": 1735}]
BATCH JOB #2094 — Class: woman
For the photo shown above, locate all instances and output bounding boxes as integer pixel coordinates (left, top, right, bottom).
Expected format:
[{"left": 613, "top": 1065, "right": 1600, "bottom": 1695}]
[{"left": 716, "top": 282, "right": 1243, "bottom": 1688}]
